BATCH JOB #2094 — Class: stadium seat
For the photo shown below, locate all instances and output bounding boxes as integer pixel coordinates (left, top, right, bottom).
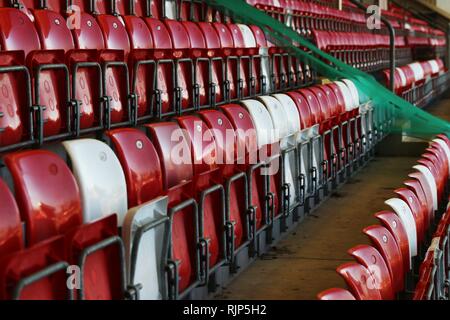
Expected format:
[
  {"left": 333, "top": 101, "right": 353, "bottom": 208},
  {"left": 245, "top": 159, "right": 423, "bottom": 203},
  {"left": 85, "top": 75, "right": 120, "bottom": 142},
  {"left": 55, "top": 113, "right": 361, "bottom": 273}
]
[
  {"left": 363, "top": 225, "right": 405, "bottom": 293},
  {"left": 145, "top": 122, "right": 200, "bottom": 299},
  {"left": 385, "top": 198, "right": 418, "bottom": 265},
  {"left": 348, "top": 245, "right": 395, "bottom": 300},
  {"left": 336, "top": 262, "right": 382, "bottom": 300},
  {"left": 198, "top": 109, "right": 251, "bottom": 261},
  {"left": 197, "top": 22, "right": 227, "bottom": 106},
  {"left": 62, "top": 139, "right": 128, "bottom": 225},
  {"left": 176, "top": 115, "right": 227, "bottom": 279},
  {"left": 394, "top": 188, "right": 427, "bottom": 245},
  {"left": 4, "top": 150, "right": 82, "bottom": 245},
  {"left": 375, "top": 211, "right": 411, "bottom": 274},
  {"left": 105, "top": 128, "right": 170, "bottom": 300},
  {"left": 258, "top": 95, "right": 299, "bottom": 217},
  {"left": 241, "top": 98, "right": 281, "bottom": 223},
  {"left": 220, "top": 103, "right": 269, "bottom": 253}
]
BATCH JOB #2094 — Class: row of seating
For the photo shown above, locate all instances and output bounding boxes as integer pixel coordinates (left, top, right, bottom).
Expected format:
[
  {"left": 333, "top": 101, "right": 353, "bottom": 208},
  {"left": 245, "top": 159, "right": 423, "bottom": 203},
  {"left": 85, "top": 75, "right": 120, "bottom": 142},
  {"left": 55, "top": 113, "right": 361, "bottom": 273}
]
[
  {"left": 318, "top": 134, "right": 450, "bottom": 300},
  {"left": 0, "top": 3, "right": 318, "bottom": 153},
  {"left": 248, "top": 0, "right": 369, "bottom": 34},
  {"left": 249, "top": 0, "right": 447, "bottom": 64},
  {"left": 312, "top": 31, "right": 404, "bottom": 72},
  {"left": 413, "top": 202, "right": 450, "bottom": 300},
  {"left": 382, "top": 59, "right": 448, "bottom": 107},
  {"left": 0, "top": 74, "right": 376, "bottom": 299}
]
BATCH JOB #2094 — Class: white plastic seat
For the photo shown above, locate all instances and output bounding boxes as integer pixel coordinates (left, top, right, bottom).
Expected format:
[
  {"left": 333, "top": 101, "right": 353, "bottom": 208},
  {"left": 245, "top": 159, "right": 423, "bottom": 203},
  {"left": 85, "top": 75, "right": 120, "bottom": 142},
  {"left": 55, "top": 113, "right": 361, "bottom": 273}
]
[
  {"left": 335, "top": 81, "right": 355, "bottom": 112},
  {"left": 122, "top": 196, "right": 169, "bottom": 300},
  {"left": 413, "top": 165, "right": 438, "bottom": 211},
  {"left": 272, "top": 94, "right": 301, "bottom": 142},
  {"left": 250, "top": 26, "right": 272, "bottom": 93},
  {"left": 62, "top": 138, "right": 128, "bottom": 226},
  {"left": 396, "top": 68, "right": 407, "bottom": 88},
  {"left": 165, "top": 0, "right": 177, "bottom": 19},
  {"left": 342, "top": 79, "right": 360, "bottom": 110},
  {"left": 385, "top": 198, "right": 418, "bottom": 265},
  {"left": 259, "top": 95, "right": 298, "bottom": 207},
  {"left": 429, "top": 60, "right": 440, "bottom": 75},
  {"left": 409, "top": 62, "right": 425, "bottom": 82},
  {"left": 238, "top": 24, "right": 257, "bottom": 48},
  {"left": 241, "top": 99, "right": 277, "bottom": 149}
]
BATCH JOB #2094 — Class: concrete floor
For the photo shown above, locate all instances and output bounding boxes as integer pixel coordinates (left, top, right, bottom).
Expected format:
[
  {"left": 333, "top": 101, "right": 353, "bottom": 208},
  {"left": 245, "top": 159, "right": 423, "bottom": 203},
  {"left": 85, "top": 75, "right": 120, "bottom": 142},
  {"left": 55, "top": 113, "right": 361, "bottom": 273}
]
[{"left": 214, "top": 92, "right": 450, "bottom": 300}]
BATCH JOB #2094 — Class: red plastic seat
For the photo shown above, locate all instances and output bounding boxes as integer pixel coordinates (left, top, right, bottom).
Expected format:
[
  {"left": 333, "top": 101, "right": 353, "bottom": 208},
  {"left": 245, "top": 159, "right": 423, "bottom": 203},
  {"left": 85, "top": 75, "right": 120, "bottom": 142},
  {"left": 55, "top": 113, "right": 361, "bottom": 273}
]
[
  {"left": 317, "top": 288, "right": 356, "bottom": 300},
  {"left": 4, "top": 150, "right": 82, "bottom": 245},
  {"left": 286, "top": 91, "right": 313, "bottom": 129},
  {"left": 404, "top": 179, "right": 431, "bottom": 233},
  {"left": 198, "top": 109, "right": 249, "bottom": 251},
  {"left": 348, "top": 245, "right": 394, "bottom": 300},
  {"left": 0, "top": 51, "right": 33, "bottom": 151},
  {"left": 163, "top": 19, "right": 195, "bottom": 114},
  {"left": 336, "top": 262, "right": 383, "bottom": 300},
  {"left": 145, "top": 121, "right": 199, "bottom": 299},
  {"left": 374, "top": 211, "right": 411, "bottom": 272},
  {"left": 408, "top": 171, "right": 435, "bottom": 224},
  {"left": 395, "top": 188, "right": 426, "bottom": 244},
  {"left": 197, "top": 22, "right": 226, "bottom": 105},
  {"left": 363, "top": 225, "right": 405, "bottom": 293},
  {"left": 182, "top": 21, "right": 212, "bottom": 109},
  {"left": 176, "top": 115, "right": 226, "bottom": 271},
  {"left": 105, "top": 128, "right": 164, "bottom": 208},
  {"left": 213, "top": 22, "right": 240, "bottom": 101},
  {"left": 220, "top": 104, "right": 266, "bottom": 234}
]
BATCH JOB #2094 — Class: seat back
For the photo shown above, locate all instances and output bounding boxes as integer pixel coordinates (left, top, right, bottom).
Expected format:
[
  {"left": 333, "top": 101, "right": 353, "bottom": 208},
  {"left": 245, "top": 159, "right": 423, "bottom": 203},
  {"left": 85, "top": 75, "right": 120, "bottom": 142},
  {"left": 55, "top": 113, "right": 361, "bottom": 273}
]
[
  {"left": 144, "top": 18, "right": 176, "bottom": 116},
  {"left": 241, "top": 99, "right": 277, "bottom": 150},
  {"left": 220, "top": 104, "right": 258, "bottom": 163},
  {"left": 413, "top": 165, "right": 438, "bottom": 211},
  {"left": 145, "top": 122, "right": 194, "bottom": 190},
  {"left": 404, "top": 179, "right": 431, "bottom": 232},
  {"left": 336, "top": 262, "right": 382, "bottom": 300},
  {"left": 363, "top": 225, "right": 404, "bottom": 294},
  {"left": 375, "top": 211, "right": 411, "bottom": 272},
  {"left": 106, "top": 128, "right": 164, "bottom": 208},
  {"left": 4, "top": 150, "right": 83, "bottom": 246},
  {"left": 348, "top": 245, "right": 395, "bottom": 300},
  {"left": 145, "top": 122, "right": 197, "bottom": 294},
  {"left": 0, "top": 51, "right": 32, "bottom": 149},
  {"left": 409, "top": 171, "right": 435, "bottom": 219},
  {"left": 287, "top": 91, "right": 313, "bottom": 129},
  {"left": 62, "top": 138, "right": 128, "bottom": 226},
  {"left": 0, "top": 8, "right": 41, "bottom": 56},
  {"left": 385, "top": 198, "right": 418, "bottom": 262},
  {"left": 395, "top": 188, "right": 426, "bottom": 244}
]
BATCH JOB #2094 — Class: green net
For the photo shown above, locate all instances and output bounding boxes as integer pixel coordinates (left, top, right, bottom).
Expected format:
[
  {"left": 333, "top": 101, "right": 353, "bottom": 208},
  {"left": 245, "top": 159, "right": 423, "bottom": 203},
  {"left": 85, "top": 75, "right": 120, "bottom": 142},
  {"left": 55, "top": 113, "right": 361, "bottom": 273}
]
[{"left": 205, "top": 0, "right": 450, "bottom": 139}]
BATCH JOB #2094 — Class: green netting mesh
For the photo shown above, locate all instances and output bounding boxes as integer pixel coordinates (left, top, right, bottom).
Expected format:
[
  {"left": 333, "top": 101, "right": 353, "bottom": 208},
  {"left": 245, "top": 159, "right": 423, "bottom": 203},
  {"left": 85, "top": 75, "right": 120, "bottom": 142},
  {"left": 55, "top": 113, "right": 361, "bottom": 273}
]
[{"left": 205, "top": 0, "right": 450, "bottom": 139}]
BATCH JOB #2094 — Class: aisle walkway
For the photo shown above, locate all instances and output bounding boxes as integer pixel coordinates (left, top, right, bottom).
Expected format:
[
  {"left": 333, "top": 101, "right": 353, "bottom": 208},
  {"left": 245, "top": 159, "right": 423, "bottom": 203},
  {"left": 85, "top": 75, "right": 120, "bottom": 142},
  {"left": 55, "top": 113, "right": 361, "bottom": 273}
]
[{"left": 214, "top": 93, "right": 450, "bottom": 300}]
